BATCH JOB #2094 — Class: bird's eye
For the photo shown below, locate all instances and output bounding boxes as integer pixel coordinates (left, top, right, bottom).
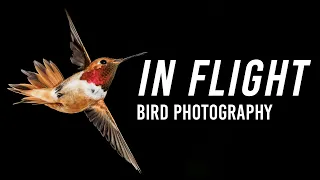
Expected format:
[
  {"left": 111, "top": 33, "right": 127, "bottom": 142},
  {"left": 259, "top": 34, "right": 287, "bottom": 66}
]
[{"left": 100, "top": 60, "right": 107, "bottom": 64}]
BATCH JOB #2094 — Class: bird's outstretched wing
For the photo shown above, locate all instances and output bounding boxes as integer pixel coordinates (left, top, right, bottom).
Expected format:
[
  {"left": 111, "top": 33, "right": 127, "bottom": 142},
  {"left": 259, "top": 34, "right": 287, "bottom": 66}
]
[
  {"left": 84, "top": 100, "right": 141, "bottom": 173},
  {"left": 65, "top": 9, "right": 91, "bottom": 70}
]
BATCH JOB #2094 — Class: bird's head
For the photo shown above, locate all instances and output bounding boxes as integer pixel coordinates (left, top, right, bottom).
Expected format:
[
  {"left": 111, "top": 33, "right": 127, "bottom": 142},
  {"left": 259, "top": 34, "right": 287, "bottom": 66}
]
[{"left": 80, "top": 52, "right": 147, "bottom": 91}]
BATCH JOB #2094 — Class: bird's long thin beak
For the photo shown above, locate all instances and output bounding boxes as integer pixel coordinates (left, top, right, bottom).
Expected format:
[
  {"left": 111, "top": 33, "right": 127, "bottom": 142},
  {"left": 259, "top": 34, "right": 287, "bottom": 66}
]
[{"left": 115, "top": 52, "right": 148, "bottom": 63}]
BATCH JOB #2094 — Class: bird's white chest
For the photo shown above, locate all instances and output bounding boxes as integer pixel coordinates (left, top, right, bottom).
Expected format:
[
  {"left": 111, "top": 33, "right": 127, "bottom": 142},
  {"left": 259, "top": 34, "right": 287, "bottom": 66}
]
[{"left": 62, "top": 75, "right": 107, "bottom": 100}]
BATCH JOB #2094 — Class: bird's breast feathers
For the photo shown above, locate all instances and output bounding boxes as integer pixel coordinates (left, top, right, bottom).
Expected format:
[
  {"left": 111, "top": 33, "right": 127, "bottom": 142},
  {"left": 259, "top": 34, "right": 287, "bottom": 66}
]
[{"left": 57, "top": 72, "right": 107, "bottom": 101}]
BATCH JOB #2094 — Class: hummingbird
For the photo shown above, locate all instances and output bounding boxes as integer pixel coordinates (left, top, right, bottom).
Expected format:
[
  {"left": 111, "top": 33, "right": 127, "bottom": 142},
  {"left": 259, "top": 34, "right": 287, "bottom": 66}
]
[{"left": 7, "top": 10, "right": 146, "bottom": 173}]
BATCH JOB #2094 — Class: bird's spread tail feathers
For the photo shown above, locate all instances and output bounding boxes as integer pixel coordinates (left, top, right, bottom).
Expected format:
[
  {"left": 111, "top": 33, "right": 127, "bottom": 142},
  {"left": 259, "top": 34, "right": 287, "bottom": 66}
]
[{"left": 8, "top": 59, "right": 64, "bottom": 105}]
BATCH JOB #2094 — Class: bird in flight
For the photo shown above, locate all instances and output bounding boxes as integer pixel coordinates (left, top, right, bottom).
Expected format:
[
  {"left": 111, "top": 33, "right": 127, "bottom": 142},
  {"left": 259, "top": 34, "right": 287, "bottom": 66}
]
[{"left": 8, "top": 9, "right": 146, "bottom": 173}]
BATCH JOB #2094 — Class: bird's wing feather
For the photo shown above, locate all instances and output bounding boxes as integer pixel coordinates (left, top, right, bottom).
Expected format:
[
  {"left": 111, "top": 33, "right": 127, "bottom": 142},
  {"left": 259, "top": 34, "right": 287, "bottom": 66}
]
[
  {"left": 65, "top": 9, "right": 91, "bottom": 70},
  {"left": 84, "top": 100, "right": 141, "bottom": 173}
]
